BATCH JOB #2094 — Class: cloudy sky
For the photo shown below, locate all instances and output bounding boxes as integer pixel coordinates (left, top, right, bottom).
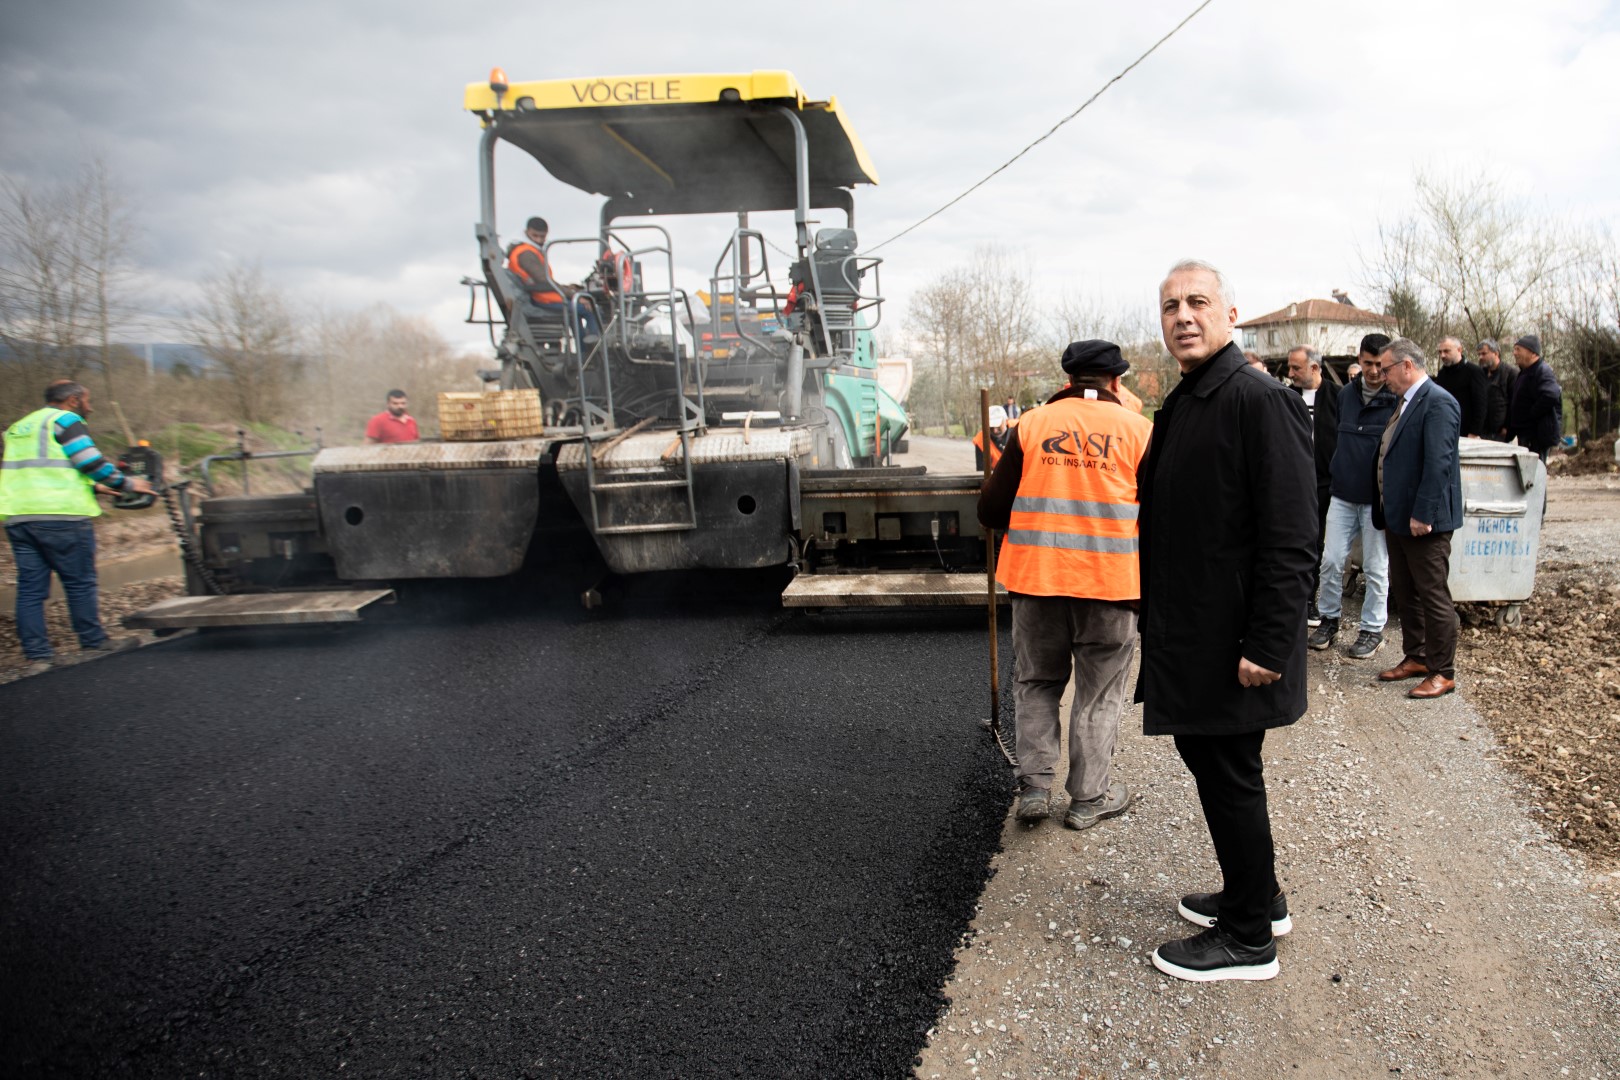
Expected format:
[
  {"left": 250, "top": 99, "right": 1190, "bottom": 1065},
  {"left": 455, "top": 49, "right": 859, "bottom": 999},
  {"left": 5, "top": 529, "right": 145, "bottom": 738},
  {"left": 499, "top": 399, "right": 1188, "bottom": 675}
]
[{"left": 3, "top": 0, "right": 1617, "bottom": 357}]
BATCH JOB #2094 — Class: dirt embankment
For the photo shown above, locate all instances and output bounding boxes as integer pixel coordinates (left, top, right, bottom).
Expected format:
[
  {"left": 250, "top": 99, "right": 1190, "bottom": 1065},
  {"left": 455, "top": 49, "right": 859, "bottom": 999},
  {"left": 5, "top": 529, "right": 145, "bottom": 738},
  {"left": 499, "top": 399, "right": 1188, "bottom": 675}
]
[{"left": 1459, "top": 474, "right": 1620, "bottom": 864}]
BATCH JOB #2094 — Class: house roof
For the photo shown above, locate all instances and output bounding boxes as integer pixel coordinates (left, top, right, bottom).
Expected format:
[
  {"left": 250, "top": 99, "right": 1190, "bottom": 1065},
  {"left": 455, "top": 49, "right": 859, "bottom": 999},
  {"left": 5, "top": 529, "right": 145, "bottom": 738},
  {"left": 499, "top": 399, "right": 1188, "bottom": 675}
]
[{"left": 1237, "top": 298, "right": 1398, "bottom": 330}]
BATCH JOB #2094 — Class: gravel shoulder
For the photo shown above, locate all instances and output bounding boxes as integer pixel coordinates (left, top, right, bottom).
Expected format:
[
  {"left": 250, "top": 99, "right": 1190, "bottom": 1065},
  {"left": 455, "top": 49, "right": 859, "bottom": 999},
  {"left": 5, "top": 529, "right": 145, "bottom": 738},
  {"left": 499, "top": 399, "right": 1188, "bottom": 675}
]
[{"left": 916, "top": 474, "right": 1620, "bottom": 1080}]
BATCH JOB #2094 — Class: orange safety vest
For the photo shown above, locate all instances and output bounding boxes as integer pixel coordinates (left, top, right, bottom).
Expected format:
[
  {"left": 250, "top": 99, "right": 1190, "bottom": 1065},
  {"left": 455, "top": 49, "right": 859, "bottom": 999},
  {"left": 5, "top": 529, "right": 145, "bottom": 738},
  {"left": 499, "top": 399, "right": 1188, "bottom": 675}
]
[
  {"left": 973, "top": 417, "right": 1015, "bottom": 469},
  {"left": 996, "top": 395, "right": 1153, "bottom": 601},
  {"left": 972, "top": 429, "right": 1001, "bottom": 470},
  {"left": 507, "top": 242, "right": 564, "bottom": 304}
]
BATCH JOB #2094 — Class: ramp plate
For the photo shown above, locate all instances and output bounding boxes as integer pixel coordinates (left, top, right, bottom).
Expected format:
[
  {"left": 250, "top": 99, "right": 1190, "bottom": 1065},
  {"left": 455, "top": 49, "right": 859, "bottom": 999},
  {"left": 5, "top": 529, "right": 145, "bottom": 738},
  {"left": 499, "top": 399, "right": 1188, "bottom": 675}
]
[
  {"left": 125, "top": 589, "right": 395, "bottom": 629},
  {"left": 782, "top": 572, "right": 1006, "bottom": 609}
]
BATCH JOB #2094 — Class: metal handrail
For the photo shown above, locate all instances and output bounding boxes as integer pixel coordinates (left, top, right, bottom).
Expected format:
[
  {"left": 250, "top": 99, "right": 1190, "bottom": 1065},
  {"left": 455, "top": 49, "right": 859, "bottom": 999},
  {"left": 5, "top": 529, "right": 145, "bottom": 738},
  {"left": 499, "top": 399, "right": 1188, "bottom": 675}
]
[
  {"left": 198, "top": 428, "right": 323, "bottom": 497},
  {"left": 707, "top": 228, "right": 782, "bottom": 358}
]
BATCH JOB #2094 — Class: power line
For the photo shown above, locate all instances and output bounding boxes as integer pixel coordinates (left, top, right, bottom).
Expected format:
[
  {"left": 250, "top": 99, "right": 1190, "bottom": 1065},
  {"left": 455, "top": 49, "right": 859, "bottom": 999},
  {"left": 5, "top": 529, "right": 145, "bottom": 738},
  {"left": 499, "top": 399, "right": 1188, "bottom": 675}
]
[{"left": 863, "top": 0, "right": 1216, "bottom": 255}]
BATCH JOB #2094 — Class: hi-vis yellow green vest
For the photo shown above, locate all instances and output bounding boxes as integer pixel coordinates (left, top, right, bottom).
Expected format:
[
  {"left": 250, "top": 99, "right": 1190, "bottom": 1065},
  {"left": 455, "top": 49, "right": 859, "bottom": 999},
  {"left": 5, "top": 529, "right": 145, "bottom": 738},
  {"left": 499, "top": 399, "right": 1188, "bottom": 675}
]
[
  {"left": 0, "top": 408, "right": 102, "bottom": 519},
  {"left": 996, "top": 396, "right": 1153, "bottom": 600}
]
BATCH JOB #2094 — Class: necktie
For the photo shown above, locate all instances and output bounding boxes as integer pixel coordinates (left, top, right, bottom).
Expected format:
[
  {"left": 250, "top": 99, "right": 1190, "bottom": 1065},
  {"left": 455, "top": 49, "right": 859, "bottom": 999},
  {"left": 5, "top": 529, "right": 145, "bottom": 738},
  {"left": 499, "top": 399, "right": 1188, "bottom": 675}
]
[{"left": 1377, "top": 397, "right": 1406, "bottom": 495}]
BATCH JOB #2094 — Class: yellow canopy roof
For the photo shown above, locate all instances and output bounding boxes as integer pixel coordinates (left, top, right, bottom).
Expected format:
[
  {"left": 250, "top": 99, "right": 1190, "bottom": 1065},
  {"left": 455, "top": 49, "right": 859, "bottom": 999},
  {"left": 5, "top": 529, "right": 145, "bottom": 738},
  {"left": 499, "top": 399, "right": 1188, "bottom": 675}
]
[{"left": 464, "top": 71, "right": 878, "bottom": 219}]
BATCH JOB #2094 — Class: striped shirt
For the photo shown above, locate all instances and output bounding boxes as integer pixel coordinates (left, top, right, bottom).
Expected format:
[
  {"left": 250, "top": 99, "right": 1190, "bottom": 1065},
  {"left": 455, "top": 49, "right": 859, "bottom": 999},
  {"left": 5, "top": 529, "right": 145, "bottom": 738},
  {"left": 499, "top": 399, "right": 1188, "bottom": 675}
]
[{"left": 51, "top": 411, "right": 131, "bottom": 490}]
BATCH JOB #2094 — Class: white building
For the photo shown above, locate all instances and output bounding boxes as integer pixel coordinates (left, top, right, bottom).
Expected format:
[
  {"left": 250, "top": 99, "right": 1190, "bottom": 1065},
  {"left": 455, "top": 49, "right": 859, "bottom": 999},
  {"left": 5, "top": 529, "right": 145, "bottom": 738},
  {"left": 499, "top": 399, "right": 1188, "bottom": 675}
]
[{"left": 1238, "top": 291, "right": 1399, "bottom": 374}]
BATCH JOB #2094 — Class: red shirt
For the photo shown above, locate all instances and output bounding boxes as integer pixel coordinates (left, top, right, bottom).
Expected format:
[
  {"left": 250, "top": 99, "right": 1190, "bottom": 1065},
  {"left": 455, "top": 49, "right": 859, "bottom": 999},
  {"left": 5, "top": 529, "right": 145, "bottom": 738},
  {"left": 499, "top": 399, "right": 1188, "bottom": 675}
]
[{"left": 365, "top": 411, "right": 419, "bottom": 443}]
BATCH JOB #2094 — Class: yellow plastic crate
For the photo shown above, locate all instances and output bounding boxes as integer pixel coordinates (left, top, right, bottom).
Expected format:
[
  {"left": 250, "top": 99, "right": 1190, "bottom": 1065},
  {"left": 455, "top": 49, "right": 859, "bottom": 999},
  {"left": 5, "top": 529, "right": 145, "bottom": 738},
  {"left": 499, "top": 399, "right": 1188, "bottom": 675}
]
[{"left": 437, "top": 389, "right": 544, "bottom": 441}]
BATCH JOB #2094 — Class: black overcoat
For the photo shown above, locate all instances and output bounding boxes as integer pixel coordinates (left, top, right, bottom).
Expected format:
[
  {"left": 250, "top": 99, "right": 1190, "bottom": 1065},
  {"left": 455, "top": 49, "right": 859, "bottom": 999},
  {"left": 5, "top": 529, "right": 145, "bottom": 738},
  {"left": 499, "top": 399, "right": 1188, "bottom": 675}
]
[{"left": 1135, "top": 342, "right": 1317, "bottom": 735}]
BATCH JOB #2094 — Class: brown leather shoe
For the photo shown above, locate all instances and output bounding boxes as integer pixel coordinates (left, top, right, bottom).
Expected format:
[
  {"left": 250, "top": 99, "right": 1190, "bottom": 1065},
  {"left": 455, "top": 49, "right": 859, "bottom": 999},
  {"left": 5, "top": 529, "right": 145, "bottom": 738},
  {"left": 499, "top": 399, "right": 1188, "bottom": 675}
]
[
  {"left": 1407, "top": 674, "right": 1456, "bottom": 699},
  {"left": 1377, "top": 658, "right": 1430, "bottom": 682}
]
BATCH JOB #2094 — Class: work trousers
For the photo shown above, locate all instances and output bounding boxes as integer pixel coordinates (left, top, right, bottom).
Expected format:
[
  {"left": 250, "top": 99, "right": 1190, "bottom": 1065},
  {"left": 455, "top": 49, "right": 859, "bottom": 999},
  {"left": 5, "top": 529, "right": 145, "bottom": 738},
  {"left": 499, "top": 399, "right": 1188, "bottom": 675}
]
[
  {"left": 536, "top": 298, "right": 602, "bottom": 339},
  {"left": 1173, "top": 730, "right": 1278, "bottom": 947},
  {"left": 1317, "top": 496, "right": 1389, "bottom": 633},
  {"left": 1386, "top": 530, "right": 1458, "bottom": 679},
  {"left": 6, "top": 519, "right": 106, "bottom": 660},
  {"left": 1011, "top": 594, "right": 1136, "bottom": 803}
]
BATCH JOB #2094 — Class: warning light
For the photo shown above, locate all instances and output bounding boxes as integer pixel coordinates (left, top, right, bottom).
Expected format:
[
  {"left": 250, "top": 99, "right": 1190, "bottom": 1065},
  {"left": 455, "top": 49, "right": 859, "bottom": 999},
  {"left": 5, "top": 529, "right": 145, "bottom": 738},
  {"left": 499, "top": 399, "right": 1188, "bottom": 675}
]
[
  {"left": 137, "top": 439, "right": 150, "bottom": 447},
  {"left": 489, "top": 67, "right": 509, "bottom": 95}
]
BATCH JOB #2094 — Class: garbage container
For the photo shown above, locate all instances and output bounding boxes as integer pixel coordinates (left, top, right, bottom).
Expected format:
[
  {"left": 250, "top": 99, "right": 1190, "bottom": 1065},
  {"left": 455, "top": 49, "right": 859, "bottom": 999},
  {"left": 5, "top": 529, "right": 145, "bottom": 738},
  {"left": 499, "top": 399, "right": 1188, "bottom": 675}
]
[{"left": 1450, "top": 438, "right": 1547, "bottom": 627}]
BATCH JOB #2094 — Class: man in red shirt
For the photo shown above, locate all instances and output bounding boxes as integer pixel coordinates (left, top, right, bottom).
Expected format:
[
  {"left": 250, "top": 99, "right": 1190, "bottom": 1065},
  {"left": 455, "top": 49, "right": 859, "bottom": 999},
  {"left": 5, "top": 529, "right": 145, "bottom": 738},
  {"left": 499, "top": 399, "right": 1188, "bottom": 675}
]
[{"left": 365, "top": 390, "right": 419, "bottom": 444}]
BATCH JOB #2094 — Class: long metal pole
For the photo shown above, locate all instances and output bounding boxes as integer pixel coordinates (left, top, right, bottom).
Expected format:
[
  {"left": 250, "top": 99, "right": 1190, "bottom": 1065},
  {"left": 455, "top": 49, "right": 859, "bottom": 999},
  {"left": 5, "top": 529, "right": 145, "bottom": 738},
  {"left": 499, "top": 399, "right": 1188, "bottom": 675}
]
[{"left": 980, "top": 388, "right": 1001, "bottom": 734}]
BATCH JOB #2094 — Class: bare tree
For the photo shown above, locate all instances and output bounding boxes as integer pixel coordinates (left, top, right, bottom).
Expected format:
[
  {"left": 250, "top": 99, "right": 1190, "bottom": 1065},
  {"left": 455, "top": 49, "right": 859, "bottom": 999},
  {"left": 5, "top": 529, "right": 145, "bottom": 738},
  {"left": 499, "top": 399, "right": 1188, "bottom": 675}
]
[
  {"left": 960, "top": 247, "right": 1042, "bottom": 401},
  {"left": 1047, "top": 291, "right": 1173, "bottom": 408},
  {"left": 308, "top": 304, "right": 472, "bottom": 442},
  {"left": 906, "top": 267, "right": 974, "bottom": 431},
  {"left": 0, "top": 177, "right": 92, "bottom": 416},
  {"left": 1362, "top": 170, "right": 1571, "bottom": 350},
  {"left": 0, "top": 160, "right": 143, "bottom": 421},
  {"left": 79, "top": 158, "right": 140, "bottom": 405},
  {"left": 185, "top": 263, "right": 302, "bottom": 425},
  {"left": 1549, "top": 226, "right": 1620, "bottom": 439},
  {"left": 905, "top": 246, "right": 1044, "bottom": 431}
]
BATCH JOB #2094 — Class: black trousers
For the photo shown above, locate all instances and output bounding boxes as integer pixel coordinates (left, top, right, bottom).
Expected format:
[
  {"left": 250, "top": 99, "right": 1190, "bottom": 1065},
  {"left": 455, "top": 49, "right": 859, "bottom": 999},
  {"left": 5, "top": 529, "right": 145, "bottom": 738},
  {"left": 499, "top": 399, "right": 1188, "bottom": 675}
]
[
  {"left": 1173, "top": 730, "right": 1278, "bottom": 946},
  {"left": 1385, "top": 530, "right": 1457, "bottom": 679},
  {"left": 1309, "top": 485, "right": 1330, "bottom": 603}
]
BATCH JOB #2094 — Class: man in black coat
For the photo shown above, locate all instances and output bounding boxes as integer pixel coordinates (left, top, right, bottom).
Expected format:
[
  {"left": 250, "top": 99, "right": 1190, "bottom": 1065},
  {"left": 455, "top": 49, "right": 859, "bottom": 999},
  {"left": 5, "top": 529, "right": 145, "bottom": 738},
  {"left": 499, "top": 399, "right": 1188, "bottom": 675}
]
[
  {"left": 1507, "top": 334, "right": 1563, "bottom": 460},
  {"left": 1433, "top": 336, "right": 1489, "bottom": 438},
  {"left": 1477, "top": 339, "right": 1516, "bottom": 441},
  {"left": 1286, "top": 345, "right": 1338, "bottom": 626},
  {"left": 1138, "top": 260, "right": 1317, "bottom": 983}
]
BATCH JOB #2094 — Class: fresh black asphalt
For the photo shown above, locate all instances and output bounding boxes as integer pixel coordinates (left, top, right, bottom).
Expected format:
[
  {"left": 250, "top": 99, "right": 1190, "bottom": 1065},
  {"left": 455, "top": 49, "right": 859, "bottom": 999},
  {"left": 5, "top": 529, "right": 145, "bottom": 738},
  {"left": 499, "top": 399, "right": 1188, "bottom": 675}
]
[{"left": 0, "top": 576, "right": 1011, "bottom": 1078}]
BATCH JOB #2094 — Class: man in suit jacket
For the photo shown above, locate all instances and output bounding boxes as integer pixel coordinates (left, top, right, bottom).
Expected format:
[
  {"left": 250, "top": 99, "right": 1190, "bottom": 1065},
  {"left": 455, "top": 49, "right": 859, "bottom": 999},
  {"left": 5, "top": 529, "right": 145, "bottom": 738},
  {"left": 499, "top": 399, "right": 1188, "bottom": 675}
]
[
  {"left": 1371, "top": 339, "right": 1464, "bottom": 700},
  {"left": 1286, "top": 346, "right": 1339, "bottom": 626}
]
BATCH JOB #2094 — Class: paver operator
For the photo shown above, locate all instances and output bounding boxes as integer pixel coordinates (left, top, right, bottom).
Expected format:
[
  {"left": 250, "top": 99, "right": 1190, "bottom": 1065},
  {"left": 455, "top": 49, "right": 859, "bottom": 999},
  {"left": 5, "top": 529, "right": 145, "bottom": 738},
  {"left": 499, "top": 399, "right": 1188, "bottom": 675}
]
[
  {"left": 507, "top": 215, "right": 602, "bottom": 342},
  {"left": 1, "top": 380, "right": 154, "bottom": 674},
  {"left": 977, "top": 340, "right": 1154, "bottom": 830},
  {"left": 1137, "top": 259, "right": 1317, "bottom": 983}
]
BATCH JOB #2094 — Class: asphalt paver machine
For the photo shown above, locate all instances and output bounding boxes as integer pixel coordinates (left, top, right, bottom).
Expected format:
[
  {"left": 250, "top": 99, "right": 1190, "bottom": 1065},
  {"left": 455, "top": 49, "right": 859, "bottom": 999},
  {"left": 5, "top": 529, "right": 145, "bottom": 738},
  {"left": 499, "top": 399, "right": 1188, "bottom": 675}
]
[{"left": 129, "top": 71, "right": 994, "bottom": 630}]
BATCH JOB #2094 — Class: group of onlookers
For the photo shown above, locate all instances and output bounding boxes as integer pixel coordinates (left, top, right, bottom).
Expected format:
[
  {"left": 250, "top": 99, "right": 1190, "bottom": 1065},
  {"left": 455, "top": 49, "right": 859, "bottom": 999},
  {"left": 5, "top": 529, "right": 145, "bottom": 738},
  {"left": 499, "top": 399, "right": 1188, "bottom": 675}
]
[{"left": 977, "top": 259, "right": 1569, "bottom": 986}]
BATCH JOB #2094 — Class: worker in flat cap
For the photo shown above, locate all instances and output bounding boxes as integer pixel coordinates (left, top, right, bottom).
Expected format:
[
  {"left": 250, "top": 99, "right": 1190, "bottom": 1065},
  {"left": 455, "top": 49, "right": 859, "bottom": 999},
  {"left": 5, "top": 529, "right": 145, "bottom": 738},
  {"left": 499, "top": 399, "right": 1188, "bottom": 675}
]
[{"left": 978, "top": 340, "right": 1155, "bottom": 829}]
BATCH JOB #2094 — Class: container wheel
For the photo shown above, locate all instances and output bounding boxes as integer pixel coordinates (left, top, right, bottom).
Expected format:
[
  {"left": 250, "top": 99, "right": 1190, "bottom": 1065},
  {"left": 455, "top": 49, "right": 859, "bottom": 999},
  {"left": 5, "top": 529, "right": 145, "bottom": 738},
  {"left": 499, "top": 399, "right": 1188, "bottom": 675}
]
[{"left": 1495, "top": 604, "right": 1523, "bottom": 629}]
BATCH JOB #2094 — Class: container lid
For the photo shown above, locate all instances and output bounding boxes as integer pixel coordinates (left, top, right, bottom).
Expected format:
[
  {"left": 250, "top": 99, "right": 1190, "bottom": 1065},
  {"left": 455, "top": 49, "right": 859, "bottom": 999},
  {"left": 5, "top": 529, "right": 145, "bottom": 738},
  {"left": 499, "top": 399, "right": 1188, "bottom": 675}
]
[{"left": 1457, "top": 438, "right": 1537, "bottom": 462}]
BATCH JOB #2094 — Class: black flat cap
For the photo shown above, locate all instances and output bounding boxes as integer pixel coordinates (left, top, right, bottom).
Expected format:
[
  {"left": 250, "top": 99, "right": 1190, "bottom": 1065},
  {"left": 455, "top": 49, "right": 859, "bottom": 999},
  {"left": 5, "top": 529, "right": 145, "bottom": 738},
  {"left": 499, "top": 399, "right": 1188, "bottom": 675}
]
[{"left": 1061, "top": 339, "right": 1128, "bottom": 378}]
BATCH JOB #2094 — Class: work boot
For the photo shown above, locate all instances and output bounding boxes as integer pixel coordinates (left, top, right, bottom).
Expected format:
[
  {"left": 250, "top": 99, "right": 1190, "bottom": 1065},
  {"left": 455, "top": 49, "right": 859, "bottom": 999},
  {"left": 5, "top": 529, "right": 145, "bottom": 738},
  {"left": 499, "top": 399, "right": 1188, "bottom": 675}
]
[
  {"left": 1064, "top": 782, "right": 1133, "bottom": 830},
  {"left": 82, "top": 636, "right": 139, "bottom": 655},
  {"left": 25, "top": 658, "right": 54, "bottom": 676},
  {"left": 1014, "top": 786, "right": 1050, "bottom": 822},
  {"left": 1307, "top": 617, "right": 1339, "bottom": 651}
]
